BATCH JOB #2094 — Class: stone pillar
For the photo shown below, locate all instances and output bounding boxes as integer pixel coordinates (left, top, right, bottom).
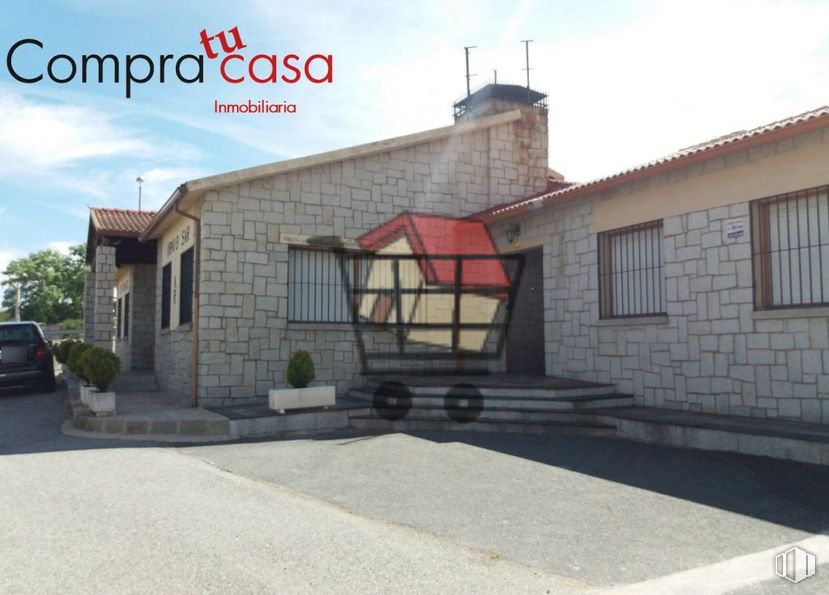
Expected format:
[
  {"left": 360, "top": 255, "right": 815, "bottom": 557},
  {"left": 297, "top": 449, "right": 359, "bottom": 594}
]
[
  {"left": 82, "top": 270, "right": 96, "bottom": 344},
  {"left": 92, "top": 245, "right": 116, "bottom": 350}
]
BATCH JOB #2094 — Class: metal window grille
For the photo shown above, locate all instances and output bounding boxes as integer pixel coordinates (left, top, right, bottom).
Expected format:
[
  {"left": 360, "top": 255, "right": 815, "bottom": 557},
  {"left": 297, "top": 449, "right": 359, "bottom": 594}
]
[
  {"left": 116, "top": 297, "right": 122, "bottom": 337},
  {"left": 179, "top": 248, "right": 194, "bottom": 325},
  {"left": 124, "top": 293, "right": 130, "bottom": 338},
  {"left": 751, "top": 185, "right": 829, "bottom": 309},
  {"left": 288, "top": 248, "right": 369, "bottom": 323},
  {"left": 161, "top": 263, "right": 171, "bottom": 329},
  {"left": 598, "top": 220, "right": 665, "bottom": 318}
]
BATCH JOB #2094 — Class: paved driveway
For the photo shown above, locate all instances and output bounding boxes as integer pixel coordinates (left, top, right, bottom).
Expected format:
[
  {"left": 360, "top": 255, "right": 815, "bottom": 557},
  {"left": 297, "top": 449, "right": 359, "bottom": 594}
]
[{"left": 1, "top": 387, "right": 828, "bottom": 593}]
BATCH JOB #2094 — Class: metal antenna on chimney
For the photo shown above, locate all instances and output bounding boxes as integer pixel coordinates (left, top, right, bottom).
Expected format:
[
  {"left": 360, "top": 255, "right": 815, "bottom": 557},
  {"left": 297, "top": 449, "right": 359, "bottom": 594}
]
[
  {"left": 463, "top": 46, "right": 477, "bottom": 97},
  {"left": 136, "top": 176, "right": 143, "bottom": 211},
  {"left": 521, "top": 39, "right": 533, "bottom": 97}
]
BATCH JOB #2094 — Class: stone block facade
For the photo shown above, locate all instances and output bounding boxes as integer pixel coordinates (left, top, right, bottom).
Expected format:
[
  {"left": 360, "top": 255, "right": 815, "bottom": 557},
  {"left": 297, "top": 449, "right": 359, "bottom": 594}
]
[
  {"left": 114, "top": 264, "right": 156, "bottom": 371},
  {"left": 190, "top": 102, "right": 548, "bottom": 406},
  {"left": 130, "top": 264, "right": 156, "bottom": 370},
  {"left": 88, "top": 245, "right": 116, "bottom": 350},
  {"left": 487, "top": 128, "right": 829, "bottom": 424}
]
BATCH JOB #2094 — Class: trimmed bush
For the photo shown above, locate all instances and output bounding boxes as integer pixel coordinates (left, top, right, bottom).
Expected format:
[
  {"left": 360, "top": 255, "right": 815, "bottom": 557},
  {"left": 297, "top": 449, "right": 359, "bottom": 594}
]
[
  {"left": 55, "top": 338, "right": 80, "bottom": 364},
  {"left": 79, "top": 347, "right": 121, "bottom": 392},
  {"left": 286, "top": 350, "right": 315, "bottom": 389},
  {"left": 67, "top": 343, "right": 92, "bottom": 383}
]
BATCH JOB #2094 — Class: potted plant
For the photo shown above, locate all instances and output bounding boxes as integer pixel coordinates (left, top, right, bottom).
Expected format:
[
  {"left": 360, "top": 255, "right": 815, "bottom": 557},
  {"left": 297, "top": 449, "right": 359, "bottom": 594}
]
[
  {"left": 67, "top": 342, "right": 94, "bottom": 404},
  {"left": 79, "top": 347, "right": 121, "bottom": 416},
  {"left": 53, "top": 339, "right": 77, "bottom": 372},
  {"left": 268, "top": 350, "right": 335, "bottom": 413}
]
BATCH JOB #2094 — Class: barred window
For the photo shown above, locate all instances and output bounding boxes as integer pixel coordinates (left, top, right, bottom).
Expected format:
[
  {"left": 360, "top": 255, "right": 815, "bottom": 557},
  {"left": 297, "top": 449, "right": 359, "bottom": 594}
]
[
  {"left": 123, "top": 293, "right": 130, "bottom": 338},
  {"left": 116, "top": 297, "right": 122, "bottom": 337},
  {"left": 179, "top": 248, "right": 194, "bottom": 325},
  {"left": 288, "top": 248, "right": 367, "bottom": 323},
  {"left": 598, "top": 220, "right": 665, "bottom": 318},
  {"left": 161, "top": 263, "right": 171, "bottom": 329},
  {"left": 752, "top": 186, "right": 829, "bottom": 309}
]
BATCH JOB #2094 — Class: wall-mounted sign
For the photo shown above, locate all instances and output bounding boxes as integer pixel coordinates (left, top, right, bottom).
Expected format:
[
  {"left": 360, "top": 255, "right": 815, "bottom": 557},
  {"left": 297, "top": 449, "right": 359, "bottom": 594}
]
[
  {"left": 725, "top": 218, "right": 744, "bottom": 239},
  {"left": 166, "top": 224, "right": 192, "bottom": 257}
]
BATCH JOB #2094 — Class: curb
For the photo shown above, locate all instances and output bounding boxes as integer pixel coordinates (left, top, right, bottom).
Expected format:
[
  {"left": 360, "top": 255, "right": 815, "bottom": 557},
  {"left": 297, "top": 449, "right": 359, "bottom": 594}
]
[
  {"left": 61, "top": 374, "right": 237, "bottom": 444},
  {"left": 61, "top": 420, "right": 237, "bottom": 444}
]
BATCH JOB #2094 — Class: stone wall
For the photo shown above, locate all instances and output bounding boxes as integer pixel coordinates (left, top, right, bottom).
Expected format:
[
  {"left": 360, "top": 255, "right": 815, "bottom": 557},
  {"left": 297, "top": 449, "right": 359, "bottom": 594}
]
[
  {"left": 91, "top": 245, "right": 116, "bottom": 350},
  {"left": 488, "top": 188, "right": 829, "bottom": 424},
  {"left": 82, "top": 271, "right": 95, "bottom": 344},
  {"left": 154, "top": 245, "right": 192, "bottom": 401},
  {"left": 194, "top": 103, "right": 547, "bottom": 406},
  {"left": 130, "top": 264, "right": 156, "bottom": 370}
]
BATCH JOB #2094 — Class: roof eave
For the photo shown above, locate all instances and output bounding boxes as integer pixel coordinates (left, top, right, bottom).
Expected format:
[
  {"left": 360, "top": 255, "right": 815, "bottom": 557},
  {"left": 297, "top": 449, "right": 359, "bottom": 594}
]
[
  {"left": 138, "top": 184, "right": 187, "bottom": 242},
  {"left": 484, "top": 111, "right": 829, "bottom": 222}
]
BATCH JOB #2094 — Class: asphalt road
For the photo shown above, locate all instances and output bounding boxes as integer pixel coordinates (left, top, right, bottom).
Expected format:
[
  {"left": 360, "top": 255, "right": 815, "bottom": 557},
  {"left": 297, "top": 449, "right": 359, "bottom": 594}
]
[{"left": 1, "top": 386, "right": 828, "bottom": 593}]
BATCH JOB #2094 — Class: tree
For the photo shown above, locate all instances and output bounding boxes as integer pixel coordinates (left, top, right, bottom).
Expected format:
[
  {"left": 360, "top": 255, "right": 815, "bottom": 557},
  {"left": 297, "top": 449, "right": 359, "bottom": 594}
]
[{"left": 2, "top": 245, "right": 88, "bottom": 324}]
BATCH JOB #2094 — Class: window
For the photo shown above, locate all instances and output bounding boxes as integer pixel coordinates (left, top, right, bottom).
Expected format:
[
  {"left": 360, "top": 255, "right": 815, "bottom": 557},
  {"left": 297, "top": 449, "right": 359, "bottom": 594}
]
[
  {"left": 598, "top": 220, "right": 665, "bottom": 318},
  {"left": 123, "top": 293, "right": 130, "bottom": 338},
  {"left": 752, "top": 185, "right": 829, "bottom": 309},
  {"left": 179, "top": 248, "right": 194, "bottom": 325},
  {"left": 288, "top": 248, "right": 366, "bottom": 322},
  {"left": 161, "top": 263, "right": 171, "bottom": 329},
  {"left": 116, "top": 297, "right": 122, "bottom": 337}
]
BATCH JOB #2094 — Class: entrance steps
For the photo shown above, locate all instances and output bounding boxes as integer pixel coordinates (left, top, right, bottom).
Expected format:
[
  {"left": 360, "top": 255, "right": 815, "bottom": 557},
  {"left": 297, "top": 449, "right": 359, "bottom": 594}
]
[
  {"left": 346, "top": 374, "right": 633, "bottom": 435},
  {"left": 112, "top": 370, "right": 160, "bottom": 393}
]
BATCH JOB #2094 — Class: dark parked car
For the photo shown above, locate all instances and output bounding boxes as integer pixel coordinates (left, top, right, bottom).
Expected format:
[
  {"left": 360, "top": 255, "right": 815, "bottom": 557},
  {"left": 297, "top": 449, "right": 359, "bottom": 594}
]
[{"left": 0, "top": 321, "right": 55, "bottom": 392}]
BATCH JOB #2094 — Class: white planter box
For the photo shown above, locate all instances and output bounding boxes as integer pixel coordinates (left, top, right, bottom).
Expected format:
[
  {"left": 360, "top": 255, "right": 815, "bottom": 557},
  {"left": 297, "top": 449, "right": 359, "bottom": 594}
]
[
  {"left": 79, "top": 384, "right": 95, "bottom": 406},
  {"left": 88, "top": 391, "right": 116, "bottom": 416},
  {"left": 268, "top": 386, "right": 335, "bottom": 413}
]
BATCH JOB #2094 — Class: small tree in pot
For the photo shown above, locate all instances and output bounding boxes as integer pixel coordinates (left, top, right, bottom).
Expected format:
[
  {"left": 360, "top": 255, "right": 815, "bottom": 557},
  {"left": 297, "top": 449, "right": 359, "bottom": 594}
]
[
  {"left": 287, "top": 349, "right": 315, "bottom": 388},
  {"left": 269, "top": 349, "right": 334, "bottom": 413},
  {"left": 54, "top": 338, "right": 80, "bottom": 366},
  {"left": 79, "top": 347, "right": 121, "bottom": 416}
]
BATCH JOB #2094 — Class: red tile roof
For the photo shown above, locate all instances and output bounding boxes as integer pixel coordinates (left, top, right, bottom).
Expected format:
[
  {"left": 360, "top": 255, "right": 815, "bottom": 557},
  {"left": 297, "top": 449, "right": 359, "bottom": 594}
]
[
  {"left": 359, "top": 213, "right": 511, "bottom": 288},
  {"left": 484, "top": 105, "right": 829, "bottom": 220},
  {"left": 90, "top": 207, "right": 157, "bottom": 237}
]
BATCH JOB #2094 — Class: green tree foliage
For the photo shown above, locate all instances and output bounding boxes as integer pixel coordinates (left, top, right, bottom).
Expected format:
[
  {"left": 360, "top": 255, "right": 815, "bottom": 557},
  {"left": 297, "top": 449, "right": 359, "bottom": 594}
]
[{"left": 2, "top": 245, "right": 87, "bottom": 323}]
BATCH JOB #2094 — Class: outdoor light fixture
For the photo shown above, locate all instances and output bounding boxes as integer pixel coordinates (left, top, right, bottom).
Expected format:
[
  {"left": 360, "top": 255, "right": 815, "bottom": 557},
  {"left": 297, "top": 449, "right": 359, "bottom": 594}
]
[{"left": 506, "top": 223, "right": 521, "bottom": 244}]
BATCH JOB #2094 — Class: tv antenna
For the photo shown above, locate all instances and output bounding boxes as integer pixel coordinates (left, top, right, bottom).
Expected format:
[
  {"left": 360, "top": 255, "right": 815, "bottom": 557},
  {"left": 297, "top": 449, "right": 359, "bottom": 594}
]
[
  {"left": 521, "top": 39, "right": 533, "bottom": 90},
  {"left": 463, "top": 45, "right": 477, "bottom": 97},
  {"left": 136, "top": 176, "right": 144, "bottom": 211}
]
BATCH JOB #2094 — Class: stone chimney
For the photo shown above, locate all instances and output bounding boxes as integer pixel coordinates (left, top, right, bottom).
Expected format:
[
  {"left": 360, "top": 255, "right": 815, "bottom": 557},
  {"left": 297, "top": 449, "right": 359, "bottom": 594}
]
[{"left": 453, "top": 83, "right": 549, "bottom": 202}]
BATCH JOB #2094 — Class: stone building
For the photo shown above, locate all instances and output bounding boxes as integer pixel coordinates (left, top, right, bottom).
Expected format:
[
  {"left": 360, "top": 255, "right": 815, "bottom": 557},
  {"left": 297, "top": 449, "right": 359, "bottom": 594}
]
[
  {"left": 83, "top": 86, "right": 829, "bottom": 424},
  {"left": 483, "top": 106, "right": 829, "bottom": 424},
  {"left": 85, "top": 83, "right": 550, "bottom": 406}
]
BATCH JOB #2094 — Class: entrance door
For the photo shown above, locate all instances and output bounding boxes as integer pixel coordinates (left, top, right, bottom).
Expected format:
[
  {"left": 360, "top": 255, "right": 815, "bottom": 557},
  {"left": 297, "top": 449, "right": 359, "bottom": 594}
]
[{"left": 506, "top": 247, "right": 546, "bottom": 374}]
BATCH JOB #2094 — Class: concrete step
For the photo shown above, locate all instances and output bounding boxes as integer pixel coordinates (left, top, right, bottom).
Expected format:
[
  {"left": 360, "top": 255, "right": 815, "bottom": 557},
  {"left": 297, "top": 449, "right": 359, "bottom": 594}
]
[
  {"left": 112, "top": 371, "right": 160, "bottom": 393},
  {"left": 590, "top": 406, "right": 829, "bottom": 466},
  {"left": 360, "top": 379, "right": 617, "bottom": 399},
  {"left": 349, "top": 414, "right": 617, "bottom": 437},
  {"left": 347, "top": 388, "right": 635, "bottom": 411},
  {"left": 353, "top": 404, "right": 615, "bottom": 423}
]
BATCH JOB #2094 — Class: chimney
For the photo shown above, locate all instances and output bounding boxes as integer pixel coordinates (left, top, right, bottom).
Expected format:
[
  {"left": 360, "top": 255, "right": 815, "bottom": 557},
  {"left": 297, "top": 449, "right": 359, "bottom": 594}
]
[
  {"left": 452, "top": 82, "right": 547, "bottom": 122},
  {"left": 453, "top": 83, "right": 550, "bottom": 201}
]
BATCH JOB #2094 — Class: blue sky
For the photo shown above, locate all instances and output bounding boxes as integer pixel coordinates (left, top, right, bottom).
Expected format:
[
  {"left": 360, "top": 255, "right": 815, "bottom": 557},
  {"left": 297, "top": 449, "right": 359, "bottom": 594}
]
[{"left": 1, "top": 0, "right": 828, "bottom": 287}]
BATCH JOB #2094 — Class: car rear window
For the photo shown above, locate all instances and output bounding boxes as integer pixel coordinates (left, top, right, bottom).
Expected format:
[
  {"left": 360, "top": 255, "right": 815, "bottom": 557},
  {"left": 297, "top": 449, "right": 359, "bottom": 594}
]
[{"left": 0, "top": 324, "right": 37, "bottom": 344}]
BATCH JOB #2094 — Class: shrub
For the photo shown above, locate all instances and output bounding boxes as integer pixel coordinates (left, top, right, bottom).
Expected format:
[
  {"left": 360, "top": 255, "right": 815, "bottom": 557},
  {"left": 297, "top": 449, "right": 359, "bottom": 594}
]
[
  {"left": 286, "top": 350, "right": 315, "bottom": 389},
  {"left": 67, "top": 342, "right": 92, "bottom": 382},
  {"left": 55, "top": 338, "right": 80, "bottom": 364},
  {"left": 79, "top": 347, "right": 121, "bottom": 392}
]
